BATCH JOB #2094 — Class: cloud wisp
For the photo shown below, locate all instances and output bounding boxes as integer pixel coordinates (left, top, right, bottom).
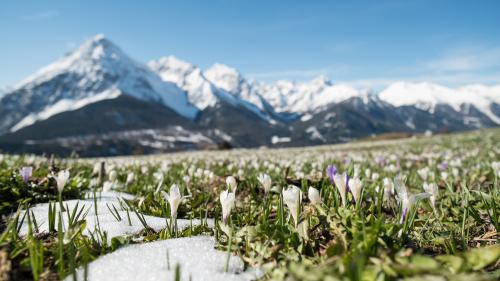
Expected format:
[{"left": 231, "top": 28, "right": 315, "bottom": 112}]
[{"left": 21, "top": 10, "right": 59, "bottom": 21}]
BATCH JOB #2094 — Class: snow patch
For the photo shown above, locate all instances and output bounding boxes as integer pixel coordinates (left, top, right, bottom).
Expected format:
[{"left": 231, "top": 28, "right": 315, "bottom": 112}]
[
  {"left": 19, "top": 191, "right": 212, "bottom": 242},
  {"left": 67, "top": 236, "right": 261, "bottom": 281},
  {"left": 271, "top": 136, "right": 291, "bottom": 144},
  {"left": 306, "top": 126, "right": 326, "bottom": 142}
]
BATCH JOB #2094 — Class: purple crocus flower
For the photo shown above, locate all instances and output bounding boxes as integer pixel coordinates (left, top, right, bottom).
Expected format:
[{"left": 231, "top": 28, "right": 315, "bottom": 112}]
[
  {"left": 326, "top": 165, "right": 337, "bottom": 184},
  {"left": 20, "top": 166, "right": 33, "bottom": 183},
  {"left": 438, "top": 162, "right": 448, "bottom": 171},
  {"left": 376, "top": 155, "right": 386, "bottom": 167},
  {"left": 400, "top": 208, "right": 408, "bottom": 224},
  {"left": 345, "top": 173, "right": 351, "bottom": 193}
]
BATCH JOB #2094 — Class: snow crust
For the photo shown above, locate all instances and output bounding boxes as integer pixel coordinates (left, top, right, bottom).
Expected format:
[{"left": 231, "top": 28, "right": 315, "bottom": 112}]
[
  {"left": 67, "top": 236, "right": 260, "bottom": 281},
  {"left": 19, "top": 191, "right": 212, "bottom": 242}
]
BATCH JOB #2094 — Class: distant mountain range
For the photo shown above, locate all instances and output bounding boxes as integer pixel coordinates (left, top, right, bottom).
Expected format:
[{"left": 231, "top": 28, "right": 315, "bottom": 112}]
[{"left": 0, "top": 34, "right": 499, "bottom": 156}]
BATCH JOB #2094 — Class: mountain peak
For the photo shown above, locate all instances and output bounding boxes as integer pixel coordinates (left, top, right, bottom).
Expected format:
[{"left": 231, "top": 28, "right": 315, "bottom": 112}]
[
  {"left": 204, "top": 63, "right": 245, "bottom": 94},
  {"left": 310, "top": 75, "right": 332, "bottom": 86},
  {"left": 205, "top": 63, "right": 240, "bottom": 78},
  {"left": 148, "top": 56, "right": 196, "bottom": 77}
]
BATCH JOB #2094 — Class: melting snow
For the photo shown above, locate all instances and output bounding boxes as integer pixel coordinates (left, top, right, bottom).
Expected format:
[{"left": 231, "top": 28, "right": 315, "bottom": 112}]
[
  {"left": 67, "top": 236, "right": 261, "bottom": 281},
  {"left": 19, "top": 191, "right": 213, "bottom": 242}
]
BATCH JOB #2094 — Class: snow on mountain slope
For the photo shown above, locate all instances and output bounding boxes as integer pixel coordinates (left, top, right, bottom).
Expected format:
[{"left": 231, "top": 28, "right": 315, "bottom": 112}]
[
  {"left": 255, "top": 75, "right": 365, "bottom": 113},
  {"left": 149, "top": 58, "right": 271, "bottom": 121},
  {"left": 5, "top": 35, "right": 197, "bottom": 132},
  {"left": 204, "top": 63, "right": 269, "bottom": 112},
  {"left": 379, "top": 81, "right": 500, "bottom": 124},
  {"left": 148, "top": 56, "right": 218, "bottom": 109},
  {"left": 11, "top": 88, "right": 121, "bottom": 132}
]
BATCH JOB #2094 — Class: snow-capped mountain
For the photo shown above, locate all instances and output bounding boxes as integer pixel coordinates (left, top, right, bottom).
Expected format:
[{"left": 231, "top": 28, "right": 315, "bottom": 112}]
[
  {"left": 148, "top": 56, "right": 270, "bottom": 121},
  {"left": 0, "top": 34, "right": 498, "bottom": 156},
  {"left": 254, "top": 75, "right": 367, "bottom": 114},
  {"left": 0, "top": 34, "right": 197, "bottom": 134},
  {"left": 379, "top": 81, "right": 500, "bottom": 124}
]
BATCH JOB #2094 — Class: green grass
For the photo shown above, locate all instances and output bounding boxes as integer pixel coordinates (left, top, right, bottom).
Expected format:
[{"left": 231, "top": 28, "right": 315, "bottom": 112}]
[{"left": 0, "top": 128, "right": 499, "bottom": 280}]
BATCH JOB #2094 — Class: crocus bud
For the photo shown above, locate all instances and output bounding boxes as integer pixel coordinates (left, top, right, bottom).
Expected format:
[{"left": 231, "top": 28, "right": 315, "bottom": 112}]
[
  {"left": 326, "top": 165, "right": 337, "bottom": 184},
  {"left": 162, "top": 184, "right": 183, "bottom": 220},
  {"left": 257, "top": 173, "right": 272, "bottom": 193},
  {"left": 219, "top": 190, "right": 235, "bottom": 223},
  {"left": 20, "top": 166, "right": 33, "bottom": 183},
  {"left": 126, "top": 172, "right": 135, "bottom": 185},
  {"left": 422, "top": 182, "right": 438, "bottom": 208},
  {"left": 55, "top": 170, "right": 70, "bottom": 194},
  {"left": 308, "top": 187, "right": 321, "bottom": 205},
  {"left": 103, "top": 181, "right": 113, "bottom": 193},
  {"left": 108, "top": 170, "right": 117, "bottom": 182},
  {"left": 349, "top": 177, "right": 363, "bottom": 203},
  {"left": 226, "top": 176, "right": 237, "bottom": 192},
  {"left": 333, "top": 172, "right": 348, "bottom": 206},
  {"left": 283, "top": 185, "right": 302, "bottom": 227}
]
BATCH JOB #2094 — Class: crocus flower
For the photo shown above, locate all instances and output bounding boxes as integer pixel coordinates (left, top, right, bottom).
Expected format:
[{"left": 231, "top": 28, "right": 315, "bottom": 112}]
[
  {"left": 382, "top": 177, "right": 394, "bottom": 201},
  {"left": 437, "top": 162, "right": 448, "bottom": 171},
  {"left": 108, "top": 170, "right": 118, "bottom": 182},
  {"left": 283, "top": 185, "right": 302, "bottom": 227},
  {"left": 257, "top": 173, "right": 272, "bottom": 194},
  {"left": 326, "top": 165, "right": 337, "bottom": 184},
  {"left": 126, "top": 172, "right": 135, "bottom": 185},
  {"left": 20, "top": 166, "right": 33, "bottom": 183},
  {"left": 423, "top": 182, "right": 439, "bottom": 208},
  {"left": 376, "top": 155, "right": 386, "bottom": 167},
  {"left": 349, "top": 177, "right": 363, "bottom": 204},
  {"left": 308, "top": 187, "right": 321, "bottom": 205},
  {"left": 55, "top": 170, "right": 70, "bottom": 194},
  {"left": 226, "top": 176, "right": 237, "bottom": 192},
  {"left": 162, "top": 184, "right": 184, "bottom": 220},
  {"left": 220, "top": 190, "right": 236, "bottom": 223},
  {"left": 394, "top": 175, "right": 431, "bottom": 224},
  {"left": 417, "top": 167, "right": 429, "bottom": 181},
  {"left": 103, "top": 181, "right": 113, "bottom": 193},
  {"left": 333, "top": 172, "right": 348, "bottom": 206}
]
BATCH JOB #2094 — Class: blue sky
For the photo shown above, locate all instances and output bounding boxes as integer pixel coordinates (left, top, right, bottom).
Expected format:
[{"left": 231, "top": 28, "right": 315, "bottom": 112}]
[{"left": 1, "top": 0, "right": 499, "bottom": 89}]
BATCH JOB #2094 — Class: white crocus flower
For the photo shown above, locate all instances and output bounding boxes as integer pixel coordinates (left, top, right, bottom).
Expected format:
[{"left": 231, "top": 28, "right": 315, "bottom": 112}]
[
  {"left": 55, "top": 170, "right": 70, "bottom": 193},
  {"left": 257, "top": 173, "right": 272, "bottom": 194},
  {"left": 394, "top": 176, "right": 431, "bottom": 224},
  {"left": 423, "top": 182, "right": 439, "bottom": 208},
  {"left": 162, "top": 184, "right": 184, "bottom": 220},
  {"left": 417, "top": 167, "right": 429, "bottom": 181},
  {"left": 333, "top": 172, "right": 348, "bottom": 206},
  {"left": 283, "top": 185, "right": 302, "bottom": 227},
  {"left": 226, "top": 176, "right": 237, "bottom": 192},
  {"left": 182, "top": 175, "right": 191, "bottom": 185},
  {"left": 103, "top": 181, "right": 113, "bottom": 193},
  {"left": 349, "top": 177, "right": 363, "bottom": 204},
  {"left": 108, "top": 170, "right": 118, "bottom": 182},
  {"left": 219, "top": 190, "right": 236, "bottom": 223},
  {"left": 308, "top": 187, "right": 321, "bottom": 205},
  {"left": 126, "top": 172, "right": 135, "bottom": 185},
  {"left": 383, "top": 177, "right": 394, "bottom": 201}
]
